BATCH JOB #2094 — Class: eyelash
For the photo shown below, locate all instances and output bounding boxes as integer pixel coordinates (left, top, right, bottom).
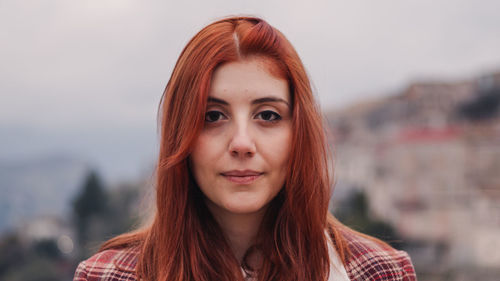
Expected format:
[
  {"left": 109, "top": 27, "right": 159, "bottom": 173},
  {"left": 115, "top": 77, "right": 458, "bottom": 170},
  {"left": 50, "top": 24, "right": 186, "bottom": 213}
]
[{"left": 204, "top": 110, "right": 282, "bottom": 123}]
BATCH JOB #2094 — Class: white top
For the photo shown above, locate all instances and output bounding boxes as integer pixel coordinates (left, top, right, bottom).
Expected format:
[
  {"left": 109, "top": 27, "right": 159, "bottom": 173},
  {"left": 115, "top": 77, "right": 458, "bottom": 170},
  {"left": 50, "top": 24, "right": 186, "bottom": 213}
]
[
  {"left": 242, "top": 233, "right": 350, "bottom": 281},
  {"left": 326, "top": 233, "right": 350, "bottom": 281}
]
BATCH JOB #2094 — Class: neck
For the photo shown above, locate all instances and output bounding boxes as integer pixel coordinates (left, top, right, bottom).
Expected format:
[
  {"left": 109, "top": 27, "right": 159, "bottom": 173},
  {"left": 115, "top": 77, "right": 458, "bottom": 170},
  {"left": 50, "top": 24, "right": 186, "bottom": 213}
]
[{"left": 206, "top": 202, "right": 267, "bottom": 264}]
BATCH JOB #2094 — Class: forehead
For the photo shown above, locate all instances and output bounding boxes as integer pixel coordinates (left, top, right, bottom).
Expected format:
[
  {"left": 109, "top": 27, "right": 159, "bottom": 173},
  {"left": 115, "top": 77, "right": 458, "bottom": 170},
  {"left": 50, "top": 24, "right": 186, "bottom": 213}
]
[{"left": 209, "top": 58, "right": 290, "bottom": 102}]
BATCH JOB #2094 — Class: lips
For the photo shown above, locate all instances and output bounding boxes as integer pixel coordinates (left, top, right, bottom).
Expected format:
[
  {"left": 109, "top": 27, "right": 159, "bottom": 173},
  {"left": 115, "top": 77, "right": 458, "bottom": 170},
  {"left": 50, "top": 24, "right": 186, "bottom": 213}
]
[{"left": 221, "top": 170, "right": 263, "bottom": 184}]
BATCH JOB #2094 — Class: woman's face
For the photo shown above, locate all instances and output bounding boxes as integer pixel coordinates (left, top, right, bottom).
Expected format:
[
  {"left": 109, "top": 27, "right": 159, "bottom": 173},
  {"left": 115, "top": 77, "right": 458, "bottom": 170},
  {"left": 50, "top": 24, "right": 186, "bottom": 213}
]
[{"left": 190, "top": 58, "right": 292, "bottom": 218}]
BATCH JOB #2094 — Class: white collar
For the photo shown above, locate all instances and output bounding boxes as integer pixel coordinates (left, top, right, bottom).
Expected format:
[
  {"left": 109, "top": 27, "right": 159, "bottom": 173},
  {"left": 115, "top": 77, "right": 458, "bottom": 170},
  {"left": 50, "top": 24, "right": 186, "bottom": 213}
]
[
  {"left": 241, "top": 232, "right": 350, "bottom": 281},
  {"left": 326, "top": 232, "right": 350, "bottom": 281}
]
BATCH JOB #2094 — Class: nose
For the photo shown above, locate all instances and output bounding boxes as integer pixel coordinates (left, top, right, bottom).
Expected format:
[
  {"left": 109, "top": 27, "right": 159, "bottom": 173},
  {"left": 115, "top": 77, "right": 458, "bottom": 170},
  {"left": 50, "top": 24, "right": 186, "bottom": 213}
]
[{"left": 228, "top": 121, "right": 256, "bottom": 158}]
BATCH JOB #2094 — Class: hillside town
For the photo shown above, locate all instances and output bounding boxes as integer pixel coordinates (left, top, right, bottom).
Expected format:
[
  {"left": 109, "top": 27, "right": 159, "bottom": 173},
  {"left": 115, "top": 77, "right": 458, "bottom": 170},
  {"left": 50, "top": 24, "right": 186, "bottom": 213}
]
[{"left": 327, "top": 71, "right": 500, "bottom": 280}]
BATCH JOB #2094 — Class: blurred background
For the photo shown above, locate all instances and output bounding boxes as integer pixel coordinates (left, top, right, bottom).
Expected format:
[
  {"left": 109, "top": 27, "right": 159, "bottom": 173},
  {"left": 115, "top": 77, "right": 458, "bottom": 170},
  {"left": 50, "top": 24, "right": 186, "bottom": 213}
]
[{"left": 1, "top": 1, "right": 499, "bottom": 280}]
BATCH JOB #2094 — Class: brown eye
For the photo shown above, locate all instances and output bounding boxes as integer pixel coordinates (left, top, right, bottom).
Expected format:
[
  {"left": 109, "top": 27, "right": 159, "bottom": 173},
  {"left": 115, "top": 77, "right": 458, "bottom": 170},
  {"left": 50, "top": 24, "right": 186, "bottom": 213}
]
[
  {"left": 256, "top": 110, "right": 281, "bottom": 122},
  {"left": 205, "top": 111, "right": 225, "bottom": 122}
]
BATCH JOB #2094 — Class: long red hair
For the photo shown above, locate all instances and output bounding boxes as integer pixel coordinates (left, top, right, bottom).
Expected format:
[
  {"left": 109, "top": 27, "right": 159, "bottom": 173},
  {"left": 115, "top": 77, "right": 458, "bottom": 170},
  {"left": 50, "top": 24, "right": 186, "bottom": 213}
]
[{"left": 101, "top": 16, "right": 351, "bottom": 281}]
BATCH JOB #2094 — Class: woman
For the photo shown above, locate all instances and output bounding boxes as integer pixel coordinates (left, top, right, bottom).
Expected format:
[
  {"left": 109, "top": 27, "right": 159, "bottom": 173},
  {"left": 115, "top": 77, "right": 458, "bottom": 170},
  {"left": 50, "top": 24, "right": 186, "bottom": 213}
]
[{"left": 74, "top": 16, "right": 416, "bottom": 281}]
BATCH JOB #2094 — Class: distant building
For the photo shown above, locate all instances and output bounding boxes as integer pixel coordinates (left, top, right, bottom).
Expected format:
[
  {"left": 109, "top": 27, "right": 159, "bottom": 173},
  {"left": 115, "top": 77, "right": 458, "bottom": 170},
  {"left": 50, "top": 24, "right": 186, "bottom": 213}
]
[{"left": 18, "top": 215, "right": 76, "bottom": 256}]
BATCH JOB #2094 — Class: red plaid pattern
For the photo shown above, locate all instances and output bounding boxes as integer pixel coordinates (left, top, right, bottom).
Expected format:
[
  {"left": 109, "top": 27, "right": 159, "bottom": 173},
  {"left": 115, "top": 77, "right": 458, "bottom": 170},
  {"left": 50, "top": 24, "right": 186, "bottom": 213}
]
[
  {"left": 74, "top": 231, "right": 416, "bottom": 281},
  {"left": 73, "top": 247, "right": 139, "bottom": 281},
  {"left": 342, "top": 230, "right": 416, "bottom": 281}
]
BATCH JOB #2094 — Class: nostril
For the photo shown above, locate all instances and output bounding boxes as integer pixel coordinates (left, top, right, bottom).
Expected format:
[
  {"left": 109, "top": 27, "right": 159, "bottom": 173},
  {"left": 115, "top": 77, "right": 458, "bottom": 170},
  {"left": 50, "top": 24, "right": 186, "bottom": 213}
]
[
  {"left": 229, "top": 146, "right": 255, "bottom": 157},
  {"left": 230, "top": 149, "right": 253, "bottom": 156}
]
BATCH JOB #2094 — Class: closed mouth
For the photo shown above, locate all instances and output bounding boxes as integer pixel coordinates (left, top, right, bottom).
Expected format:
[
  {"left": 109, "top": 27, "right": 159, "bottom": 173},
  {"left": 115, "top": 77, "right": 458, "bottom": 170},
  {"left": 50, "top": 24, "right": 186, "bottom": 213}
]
[
  {"left": 221, "top": 170, "right": 263, "bottom": 177},
  {"left": 221, "top": 170, "right": 263, "bottom": 184}
]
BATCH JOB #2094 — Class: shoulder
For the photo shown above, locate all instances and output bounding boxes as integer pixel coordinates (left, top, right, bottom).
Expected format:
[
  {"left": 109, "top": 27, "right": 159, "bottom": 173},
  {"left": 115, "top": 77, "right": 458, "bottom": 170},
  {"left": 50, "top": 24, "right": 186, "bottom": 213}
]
[
  {"left": 341, "top": 229, "right": 417, "bottom": 281},
  {"left": 73, "top": 247, "right": 139, "bottom": 281}
]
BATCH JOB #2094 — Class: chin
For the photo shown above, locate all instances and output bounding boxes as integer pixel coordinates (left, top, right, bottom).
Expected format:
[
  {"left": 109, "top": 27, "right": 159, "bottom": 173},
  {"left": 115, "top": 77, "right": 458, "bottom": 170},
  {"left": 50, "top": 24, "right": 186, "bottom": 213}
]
[{"left": 222, "top": 200, "right": 268, "bottom": 215}]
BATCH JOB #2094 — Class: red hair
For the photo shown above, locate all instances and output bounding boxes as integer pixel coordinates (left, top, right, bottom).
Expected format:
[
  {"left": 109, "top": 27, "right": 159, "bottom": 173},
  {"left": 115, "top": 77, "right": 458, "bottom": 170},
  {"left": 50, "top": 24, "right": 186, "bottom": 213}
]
[{"left": 101, "top": 16, "right": 351, "bottom": 281}]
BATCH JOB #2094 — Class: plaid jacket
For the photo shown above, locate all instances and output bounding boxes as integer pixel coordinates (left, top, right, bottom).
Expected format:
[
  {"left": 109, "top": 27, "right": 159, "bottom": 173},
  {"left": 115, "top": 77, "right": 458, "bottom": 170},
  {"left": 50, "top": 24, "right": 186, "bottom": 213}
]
[{"left": 74, "top": 230, "right": 416, "bottom": 281}]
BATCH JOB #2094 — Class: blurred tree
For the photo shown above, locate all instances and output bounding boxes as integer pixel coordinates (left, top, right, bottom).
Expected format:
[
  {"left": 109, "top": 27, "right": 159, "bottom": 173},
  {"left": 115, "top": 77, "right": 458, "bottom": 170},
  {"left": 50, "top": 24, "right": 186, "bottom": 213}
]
[
  {"left": 0, "top": 235, "right": 72, "bottom": 281},
  {"left": 334, "top": 189, "right": 404, "bottom": 248},
  {"left": 0, "top": 170, "right": 143, "bottom": 280},
  {"left": 2, "top": 257, "right": 60, "bottom": 281},
  {"left": 72, "top": 170, "right": 142, "bottom": 259},
  {"left": 33, "top": 239, "right": 61, "bottom": 260},
  {"left": 0, "top": 234, "right": 26, "bottom": 276},
  {"left": 458, "top": 87, "right": 500, "bottom": 121},
  {"left": 73, "top": 170, "right": 109, "bottom": 253}
]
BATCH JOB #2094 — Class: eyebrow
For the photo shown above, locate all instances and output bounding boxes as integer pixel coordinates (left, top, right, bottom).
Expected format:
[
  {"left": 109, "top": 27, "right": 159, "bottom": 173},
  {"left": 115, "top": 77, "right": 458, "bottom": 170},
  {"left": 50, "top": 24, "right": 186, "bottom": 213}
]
[{"left": 207, "top": 96, "right": 290, "bottom": 107}]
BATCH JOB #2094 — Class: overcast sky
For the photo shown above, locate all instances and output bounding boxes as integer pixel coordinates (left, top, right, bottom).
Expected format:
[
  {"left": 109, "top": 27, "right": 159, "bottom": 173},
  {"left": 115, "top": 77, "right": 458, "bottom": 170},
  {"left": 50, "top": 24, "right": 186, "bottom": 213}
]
[{"left": 1, "top": 0, "right": 500, "bottom": 182}]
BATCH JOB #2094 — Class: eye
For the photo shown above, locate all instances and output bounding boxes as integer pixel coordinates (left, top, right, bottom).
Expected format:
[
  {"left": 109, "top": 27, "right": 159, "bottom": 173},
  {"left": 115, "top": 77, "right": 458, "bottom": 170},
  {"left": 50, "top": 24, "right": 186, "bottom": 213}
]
[
  {"left": 256, "top": 110, "right": 281, "bottom": 122},
  {"left": 205, "top": 110, "right": 226, "bottom": 123}
]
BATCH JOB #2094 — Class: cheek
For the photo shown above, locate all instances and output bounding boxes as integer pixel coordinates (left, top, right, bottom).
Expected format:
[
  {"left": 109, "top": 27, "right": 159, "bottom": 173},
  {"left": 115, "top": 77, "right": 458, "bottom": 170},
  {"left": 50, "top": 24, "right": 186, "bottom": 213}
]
[
  {"left": 190, "top": 132, "right": 226, "bottom": 181},
  {"left": 264, "top": 128, "right": 292, "bottom": 167},
  {"left": 192, "top": 133, "right": 220, "bottom": 162}
]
